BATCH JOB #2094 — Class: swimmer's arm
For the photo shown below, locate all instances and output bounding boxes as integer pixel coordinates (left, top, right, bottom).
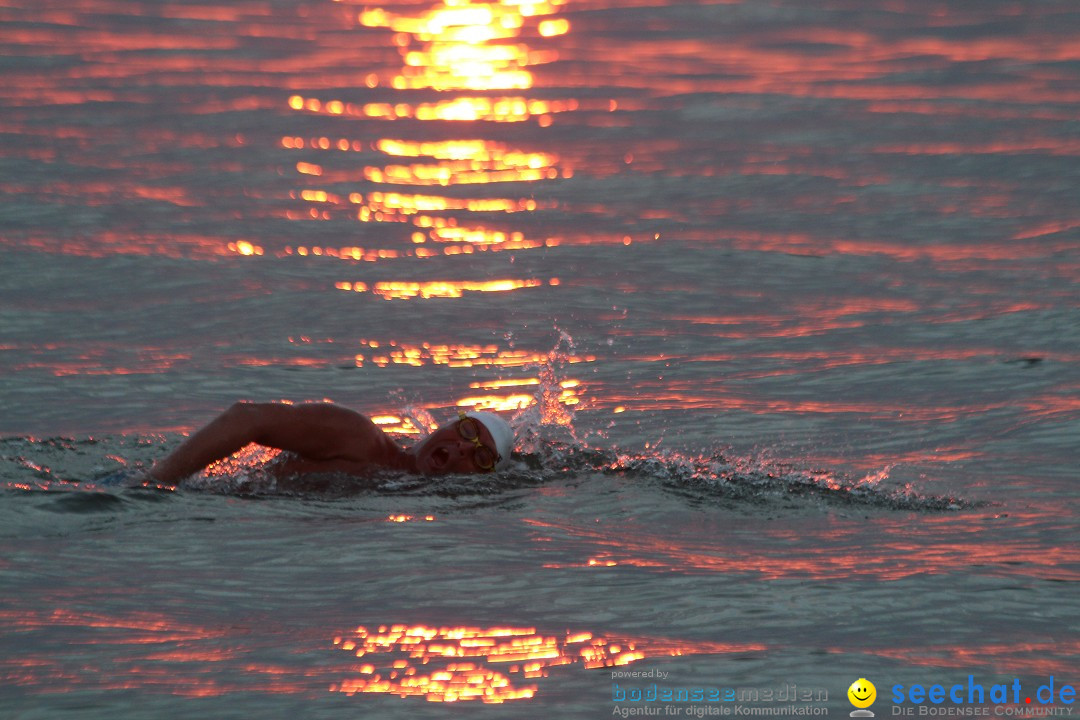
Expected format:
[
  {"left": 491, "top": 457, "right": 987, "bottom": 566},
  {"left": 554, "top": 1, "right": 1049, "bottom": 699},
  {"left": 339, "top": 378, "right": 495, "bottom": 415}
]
[{"left": 148, "top": 402, "right": 397, "bottom": 486}]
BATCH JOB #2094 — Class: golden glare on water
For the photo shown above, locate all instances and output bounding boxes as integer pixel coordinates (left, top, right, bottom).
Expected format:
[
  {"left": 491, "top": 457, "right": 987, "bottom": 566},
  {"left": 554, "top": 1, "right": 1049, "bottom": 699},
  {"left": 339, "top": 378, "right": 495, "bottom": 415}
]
[
  {"left": 457, "top": 377, "right": 581, "bottom": 412},
  {"left": 329, "top": 623, "right": 760, "bottom": 703},
  {"left": 280, "top": 133, "right": 564, "bottom": 250},
  {"left": 289, "top": 93, "right": 579, "bottom": 122},
  {"left": 370, "top": 414, "right": 426, "bottom": 435},
  {"left": 386, "top": 514, "right": 436, "bottom": 522},
  {"left": 364, "top": 163, "right": 556, "bottom": 185},
  {"left": 284, "top": 0, "right": 573, "bottom": 258},
  {"left": 226, "top": 240, "right": 263, "bottom": 256},
  {"left": 278, "top": 188, "right": 551, "bottom": 251},
  {"left": 354, "top": 340, "right": 595, "bottom": 368},
  {"left": 335, "top": 278, "right": 551, "bottom": 299},
  {"left": 351, "top": 340, "right": 592, "bottom": 413},
  {"left": 352, "top": 0, "right": 567, "bottom": 91},
  {"left": 365, "top": 138, "right": 563, "bottom": 186}
]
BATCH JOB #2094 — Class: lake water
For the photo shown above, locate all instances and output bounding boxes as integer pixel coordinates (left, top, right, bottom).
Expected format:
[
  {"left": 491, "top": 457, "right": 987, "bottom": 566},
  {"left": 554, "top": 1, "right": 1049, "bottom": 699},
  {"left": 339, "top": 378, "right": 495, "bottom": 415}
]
[{"left": 1, "top": 0, "right": 1078, "bottom": 717}]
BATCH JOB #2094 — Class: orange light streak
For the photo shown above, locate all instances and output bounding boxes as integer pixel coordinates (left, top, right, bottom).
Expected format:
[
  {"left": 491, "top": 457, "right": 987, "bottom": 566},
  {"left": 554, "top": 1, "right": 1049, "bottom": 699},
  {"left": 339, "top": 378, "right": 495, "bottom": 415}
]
[
  {"left": 527, "top": 514, "right": 1080, "bottom": 582},
  {"left": 364, "top": 191, "right": 540, "bottom": 214},
  {"left": 353, "top": 340, "right": 595, "bottom": 369},
  {"left": 457, "top": 378, "right": 581, "bottom": 412},
  {"left": 455, "top": 393, "right": 537, "bottom": 412},
  {"left": 470, "top": 378, "right": 540, "bottom": 389},
  {"left": 372, "top": 138, "right": 562, "bottom": 185},
  {"left": 334, "top": 278, "right": 546, "bottom": 300},
  {"left": 386, "top": 514, "right": 435, "bottom": 523},
  {"left": 227, "top": 240, "right": 263, "bottom": 256},
  {"left": 865, "top": 639, "right": 1080, "bottom": 677},
  {"left": 545, "top": 29, "right": 1080, "bottom": 105},
  {"left": 538, "top": 18, "right": 570, "bottom": 37},
  {"left": 290, "top": 246, "right": 400, "bottom": 261},
  {"left": 364, "top": 163, "right": 557, "bottom": 186},
  {"left": 874, "top": 138, "right": 1080, "bottom": 157},
  {"left": 288, "top": 95, "right": 578, "bottom": 123},
  {"left": 370, "top": 414, "right": 424, "bottom": 435},
  {"left": 281, "top": 187, "right": 550, "bottom": 251}
]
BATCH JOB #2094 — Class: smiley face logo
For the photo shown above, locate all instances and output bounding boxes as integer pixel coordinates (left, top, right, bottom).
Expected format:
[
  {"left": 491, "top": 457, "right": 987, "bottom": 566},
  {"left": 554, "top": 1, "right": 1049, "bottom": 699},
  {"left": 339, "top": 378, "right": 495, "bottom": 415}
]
[{"left": 848, "top": 678, "right": 877, "bottom": 709}]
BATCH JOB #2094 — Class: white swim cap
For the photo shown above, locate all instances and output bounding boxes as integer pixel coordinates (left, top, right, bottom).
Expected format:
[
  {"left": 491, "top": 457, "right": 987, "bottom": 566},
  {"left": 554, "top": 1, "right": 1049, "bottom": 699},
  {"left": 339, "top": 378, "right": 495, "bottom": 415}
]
[{"left": 464, "top": 411, "right": 515, "bottom": 471}]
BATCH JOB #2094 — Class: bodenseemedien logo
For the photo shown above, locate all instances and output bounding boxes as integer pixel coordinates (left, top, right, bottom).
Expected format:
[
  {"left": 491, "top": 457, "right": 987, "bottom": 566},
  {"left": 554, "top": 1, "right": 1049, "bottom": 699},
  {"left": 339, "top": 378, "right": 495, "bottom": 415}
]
[{"left": 849, "top": 678, "right": 877, "bottom": 717}]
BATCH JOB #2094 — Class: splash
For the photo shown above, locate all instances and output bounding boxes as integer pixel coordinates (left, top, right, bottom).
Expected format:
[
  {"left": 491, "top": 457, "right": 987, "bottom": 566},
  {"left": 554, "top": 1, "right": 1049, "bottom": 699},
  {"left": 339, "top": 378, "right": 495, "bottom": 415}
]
[
  {"left": 397, "top": 404, "right": 441, "bottom": 436},
  {"left": 430, "top": 331, "right": 968, "bottom": 511},
  {"left": 608, "top": 448, "right": 968, "bottom": 512},
  {"left": 180, "top": 443, "right": 282, "bottom": 494},
  {"left": 510, "top": 330, "right": 582, "bottom": 456},
  {"left": 0, "top": 435, "right": 157, "bottom": 493}
]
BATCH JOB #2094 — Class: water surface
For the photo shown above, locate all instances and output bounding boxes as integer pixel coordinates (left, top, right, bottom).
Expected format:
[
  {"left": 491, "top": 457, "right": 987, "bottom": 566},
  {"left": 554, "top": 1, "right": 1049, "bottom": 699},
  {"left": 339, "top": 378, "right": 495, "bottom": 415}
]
[{"left": 1, "top": 0, "right": 1078, "bottom": 716}]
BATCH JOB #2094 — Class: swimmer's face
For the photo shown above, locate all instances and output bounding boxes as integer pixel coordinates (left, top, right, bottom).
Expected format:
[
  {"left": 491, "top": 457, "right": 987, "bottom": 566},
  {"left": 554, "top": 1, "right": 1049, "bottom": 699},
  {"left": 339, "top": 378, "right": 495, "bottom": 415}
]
[
  {"left": 848, "top": 679, "right": 876, "bottom": 708},
  {"left": 413, "top": 419, "right": 497, "bottom": 476}
]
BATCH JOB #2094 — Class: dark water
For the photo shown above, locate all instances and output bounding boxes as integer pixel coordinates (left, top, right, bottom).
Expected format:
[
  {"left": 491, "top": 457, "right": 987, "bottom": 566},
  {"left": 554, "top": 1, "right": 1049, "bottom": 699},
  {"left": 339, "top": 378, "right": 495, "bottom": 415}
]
[{"left": 1, "top": 0, "right": 1078, "bottom": 716}]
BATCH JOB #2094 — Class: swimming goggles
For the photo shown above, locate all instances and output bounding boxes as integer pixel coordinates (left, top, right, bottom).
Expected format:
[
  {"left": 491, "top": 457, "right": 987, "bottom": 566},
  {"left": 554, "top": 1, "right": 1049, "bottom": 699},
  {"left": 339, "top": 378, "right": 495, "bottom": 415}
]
[{"left": 457, "top": 411, "right": 500, "bottom": 471}]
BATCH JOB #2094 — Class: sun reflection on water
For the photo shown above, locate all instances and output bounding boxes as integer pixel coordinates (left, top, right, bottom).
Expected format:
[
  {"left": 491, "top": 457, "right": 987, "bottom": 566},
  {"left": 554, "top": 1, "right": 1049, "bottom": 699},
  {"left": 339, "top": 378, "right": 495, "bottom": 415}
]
[
  {"left": 351, "top": 0, "right": 568, "bottom": 91},
  {"left": 290, "top": 93, "right": 580, "bottom": 122},
  {"left": 282, "top": 0, "right": 574, "bottom": 261},
  {"left": 335, "top": 278, "right": 552, "bottom": 299},
  {"left": 353, "top": 338, "right": 591, "bottom": 413},
  {"left": 0, "top": 607, "right": 761, "bottom": 702},
  {"left": 354, "top": 339, "right": 594, "bottom": 369},
  {"left": 329, "top": 623, "right": 760, "bottom": 703},
  {"left": 365, "top": 138, "right": 562, "bottom": 186}
]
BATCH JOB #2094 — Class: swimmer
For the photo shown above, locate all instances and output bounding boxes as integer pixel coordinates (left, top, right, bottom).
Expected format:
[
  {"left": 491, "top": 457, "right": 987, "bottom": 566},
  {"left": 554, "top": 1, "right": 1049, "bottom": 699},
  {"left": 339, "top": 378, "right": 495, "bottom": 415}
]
[{"left": 146, "top": 401, "right": 514, "bottom": 486}]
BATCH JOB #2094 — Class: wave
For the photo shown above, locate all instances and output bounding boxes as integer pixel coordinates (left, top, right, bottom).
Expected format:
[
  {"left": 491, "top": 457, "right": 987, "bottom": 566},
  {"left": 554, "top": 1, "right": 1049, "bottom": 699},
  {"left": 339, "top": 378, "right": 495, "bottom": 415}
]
[{"left": 1, "top": 434, "right": 970, "bottom": 513}]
